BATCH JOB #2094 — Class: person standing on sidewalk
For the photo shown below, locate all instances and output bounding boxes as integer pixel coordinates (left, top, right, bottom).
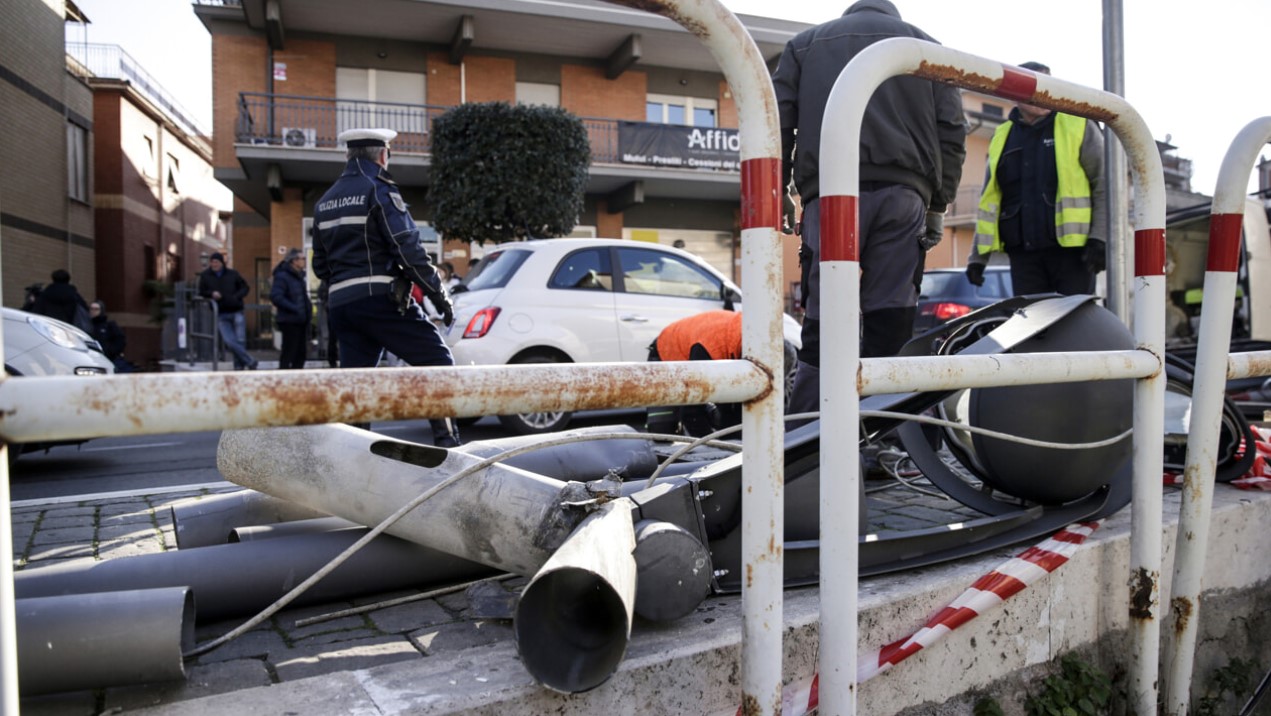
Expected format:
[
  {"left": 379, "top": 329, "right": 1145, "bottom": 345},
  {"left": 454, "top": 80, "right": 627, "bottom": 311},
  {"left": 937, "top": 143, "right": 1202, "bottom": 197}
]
[
  {"left": 270, "top": 248, "right": 312, "bottom": 370},
  {"left": 965, "top": 61, "right": 1107, "bottom": 296},
  {"left": 773, "top": 0, "right": 967, "bottom": 422},
  {"left": 311, "top": 128, "right": 461, "bottom": 448},
  {"left": 198, "top": 252, "right": 258, "bottom": 370}
]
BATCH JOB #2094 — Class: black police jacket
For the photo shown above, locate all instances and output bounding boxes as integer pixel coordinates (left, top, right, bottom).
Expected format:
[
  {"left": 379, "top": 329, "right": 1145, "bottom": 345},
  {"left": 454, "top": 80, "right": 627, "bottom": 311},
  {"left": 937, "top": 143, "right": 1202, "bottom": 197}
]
[{"left": 311, "top": 157, "right": 443, "bottom": 309}]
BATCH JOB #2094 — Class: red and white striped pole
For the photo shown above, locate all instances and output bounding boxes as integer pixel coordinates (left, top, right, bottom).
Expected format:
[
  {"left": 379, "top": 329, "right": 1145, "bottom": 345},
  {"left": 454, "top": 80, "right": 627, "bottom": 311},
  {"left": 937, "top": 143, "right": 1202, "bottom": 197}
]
[
  {"left": 602, "top": 2, "right": 788, "bottom": 713},
  {"left": 1164, "top": 116, "right": 1271, "bottom": 716},
  {"left": 819, "top": 38, "right": 1166, "bottom": 715}
]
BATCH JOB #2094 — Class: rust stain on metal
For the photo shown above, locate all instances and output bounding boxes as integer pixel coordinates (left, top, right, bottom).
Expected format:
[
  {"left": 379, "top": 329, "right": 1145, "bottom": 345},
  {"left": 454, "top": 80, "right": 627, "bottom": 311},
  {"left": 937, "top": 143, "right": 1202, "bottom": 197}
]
[
  {"left": 740, "top": 693, "right": 761, "bottom": 716},
  {"left": 746, "top": 562, "right": 753, "bottom": 589},
  {"left": 914, "top": 61, "right": 1119, "bottom": 124},
  {"left": 741, "top": 358, "right": 775, "bottom": 405},
  {"left": 1170, "top": 596, "right": 1193, "bottom": 637},
  {"left": 610, "top": 0, "right": 709, "bottom": 36},
  {"left": 1128, "top": 567, "right": 1158, "bottom": 620}
]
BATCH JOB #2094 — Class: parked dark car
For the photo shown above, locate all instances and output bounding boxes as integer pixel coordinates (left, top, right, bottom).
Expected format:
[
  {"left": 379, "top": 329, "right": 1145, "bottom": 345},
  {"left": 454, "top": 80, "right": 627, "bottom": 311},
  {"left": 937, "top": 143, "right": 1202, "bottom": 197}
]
[{"left": 914, "top": 267, "right": 1013, "bottom": 335}]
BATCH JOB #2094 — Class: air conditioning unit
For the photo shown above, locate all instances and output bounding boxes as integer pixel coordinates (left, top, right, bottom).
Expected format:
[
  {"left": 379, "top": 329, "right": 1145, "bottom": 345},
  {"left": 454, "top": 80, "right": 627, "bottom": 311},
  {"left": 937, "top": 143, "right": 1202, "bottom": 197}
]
[{"left": 281, "top": 127, "right": 317, "bottom": 148}]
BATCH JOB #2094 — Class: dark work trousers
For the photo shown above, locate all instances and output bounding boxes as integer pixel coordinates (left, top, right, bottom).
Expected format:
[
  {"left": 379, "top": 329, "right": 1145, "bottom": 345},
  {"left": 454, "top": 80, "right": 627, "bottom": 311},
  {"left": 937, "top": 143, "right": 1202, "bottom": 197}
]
[
  {"left": 645, "top": 343, "right": 725, "bottom": 438},
  {"left": 277, "top": 323, "right": 308, "bottom": 370},
  {"left": 330, "top": 293, "right": 460, "bottom": 445},
  {"left": 1007, "top": 246, "right": 1095, "bottom": 296},
  {"left": 786, "top": 186, "right": 925, "bottom": 426}
]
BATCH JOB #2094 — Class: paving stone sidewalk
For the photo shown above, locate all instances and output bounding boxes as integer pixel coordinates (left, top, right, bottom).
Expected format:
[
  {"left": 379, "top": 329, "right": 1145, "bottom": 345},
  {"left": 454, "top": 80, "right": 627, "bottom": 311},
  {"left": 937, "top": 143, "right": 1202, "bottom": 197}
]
[{"left": 11, "top": 467, "right": 983, "bottom": 715}]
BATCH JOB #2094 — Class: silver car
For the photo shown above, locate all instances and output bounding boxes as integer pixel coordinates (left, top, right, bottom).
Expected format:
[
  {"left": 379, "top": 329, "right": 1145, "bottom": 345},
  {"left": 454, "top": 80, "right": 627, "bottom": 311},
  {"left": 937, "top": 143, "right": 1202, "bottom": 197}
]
[{"left": 4, "top": 307, "right": 114, "bottom": 461}]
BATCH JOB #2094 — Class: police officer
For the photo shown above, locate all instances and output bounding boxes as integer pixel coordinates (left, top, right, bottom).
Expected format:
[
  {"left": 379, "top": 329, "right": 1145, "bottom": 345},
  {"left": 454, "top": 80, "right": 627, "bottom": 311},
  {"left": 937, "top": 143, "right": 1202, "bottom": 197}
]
[{"left": 311, "top": 128, "right": 462, "bottom": 448}]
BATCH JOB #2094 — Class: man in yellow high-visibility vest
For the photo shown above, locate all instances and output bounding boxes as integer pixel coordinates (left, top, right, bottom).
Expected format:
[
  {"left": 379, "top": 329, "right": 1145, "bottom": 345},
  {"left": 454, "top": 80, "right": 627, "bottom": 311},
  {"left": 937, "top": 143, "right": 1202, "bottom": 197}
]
[{"left": 966, "top": 61, "right": 1107, "bottom": 296}]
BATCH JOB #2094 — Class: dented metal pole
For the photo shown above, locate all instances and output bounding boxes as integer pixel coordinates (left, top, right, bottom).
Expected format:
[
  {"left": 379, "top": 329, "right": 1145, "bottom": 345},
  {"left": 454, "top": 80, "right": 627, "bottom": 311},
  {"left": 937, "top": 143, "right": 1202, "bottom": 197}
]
[
  {"left": 0, "top": 361, "right": 767, "bottom": 445},
  {"left": 170, "top": 489, "right": 332, "bottom": 549},
  {"left": 218, "top": 425, "right": 573, "bottom": 575},
  {"left": 822, "top": 38, "right": 1167, "bottom": 715},
  {"left": 600, "top": 1, "right": 787, "bottom": 712},
  {"left": 1227, "top": 349, "right": 1271, "bottom": 381},
  {"left": 514, "top": 499, "right": 638, "bottom": 694},
  {"left": 1164, "top": 117, "right": 1271, "bottom": 716},
  {"left": 857, "top": 350, "right": 1157, "bottom": 396}
]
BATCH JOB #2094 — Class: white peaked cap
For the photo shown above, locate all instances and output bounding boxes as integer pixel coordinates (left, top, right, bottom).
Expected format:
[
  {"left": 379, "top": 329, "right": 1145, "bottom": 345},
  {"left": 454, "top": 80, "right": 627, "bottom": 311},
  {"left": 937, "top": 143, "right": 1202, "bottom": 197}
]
[{"left": 338, "top": 128, "right": 398, "bottom": 147}]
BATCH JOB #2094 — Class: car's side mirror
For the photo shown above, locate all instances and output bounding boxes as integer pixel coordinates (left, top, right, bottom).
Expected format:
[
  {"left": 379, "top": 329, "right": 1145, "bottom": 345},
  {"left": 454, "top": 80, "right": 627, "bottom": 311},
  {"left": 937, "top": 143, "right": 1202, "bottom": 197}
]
[{"left": 722, "top": 286, "right": 739, "bottom": 311}]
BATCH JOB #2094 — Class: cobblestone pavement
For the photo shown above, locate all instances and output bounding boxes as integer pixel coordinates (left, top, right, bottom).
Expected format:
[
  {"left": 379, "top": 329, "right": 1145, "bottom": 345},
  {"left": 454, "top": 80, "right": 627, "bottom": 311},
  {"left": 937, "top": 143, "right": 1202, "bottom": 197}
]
[{"left": 12, "top": 457, "right": 986, "bottom": 715}]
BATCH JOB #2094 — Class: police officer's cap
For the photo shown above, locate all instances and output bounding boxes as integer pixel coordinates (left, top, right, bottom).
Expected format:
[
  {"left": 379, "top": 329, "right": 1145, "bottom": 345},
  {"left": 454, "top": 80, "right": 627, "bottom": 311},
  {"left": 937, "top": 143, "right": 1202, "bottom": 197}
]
[{"left": 338, "top": 128, "right": 397, "bottom": 148}]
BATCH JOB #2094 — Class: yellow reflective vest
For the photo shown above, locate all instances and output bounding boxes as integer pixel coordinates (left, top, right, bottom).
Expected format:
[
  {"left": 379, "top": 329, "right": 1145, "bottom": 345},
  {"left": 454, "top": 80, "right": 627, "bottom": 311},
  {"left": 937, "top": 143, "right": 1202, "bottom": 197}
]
[{"left": 973, "top": 113, "right": 1092, "bottom": 255}]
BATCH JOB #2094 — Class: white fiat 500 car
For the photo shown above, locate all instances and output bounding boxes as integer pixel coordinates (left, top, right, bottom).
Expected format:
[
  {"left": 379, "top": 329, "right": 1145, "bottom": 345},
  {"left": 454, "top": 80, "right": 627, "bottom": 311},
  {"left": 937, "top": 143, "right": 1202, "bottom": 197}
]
[{"left": 446, "top": 238, "right": 801, "bottom": 434}]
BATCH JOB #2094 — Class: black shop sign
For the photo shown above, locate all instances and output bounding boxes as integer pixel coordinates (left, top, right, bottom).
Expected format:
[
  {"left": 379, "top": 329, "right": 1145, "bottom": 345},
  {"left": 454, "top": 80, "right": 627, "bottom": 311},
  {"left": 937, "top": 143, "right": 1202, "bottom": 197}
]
[{"left": 617, "top": 121, "right": 740, "bottom": 171}]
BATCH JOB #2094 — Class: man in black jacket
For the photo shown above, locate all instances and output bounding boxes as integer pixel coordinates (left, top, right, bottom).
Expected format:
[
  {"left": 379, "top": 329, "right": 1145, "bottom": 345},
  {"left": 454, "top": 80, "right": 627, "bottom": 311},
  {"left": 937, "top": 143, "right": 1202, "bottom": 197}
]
[
  {"left": 198, "top": 252, "right": 258, "bottom": 370},
  {"left": 774, "top": 0, "right": 967, "bottom": 421},
  {"left": 31, "top": 269, "right": 88, "bottom": 328}
]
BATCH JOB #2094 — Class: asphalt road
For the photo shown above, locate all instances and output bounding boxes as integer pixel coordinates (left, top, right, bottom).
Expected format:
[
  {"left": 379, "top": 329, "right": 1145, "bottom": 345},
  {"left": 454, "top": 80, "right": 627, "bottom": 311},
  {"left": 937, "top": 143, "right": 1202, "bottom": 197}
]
[{"left": 8, "top": 411, "right": 646, "bottom": 503}]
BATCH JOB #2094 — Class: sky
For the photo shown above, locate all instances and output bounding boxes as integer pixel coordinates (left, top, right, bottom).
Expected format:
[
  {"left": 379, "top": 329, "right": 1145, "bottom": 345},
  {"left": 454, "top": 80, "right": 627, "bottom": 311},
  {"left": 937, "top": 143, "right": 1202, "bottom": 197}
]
[{"left": 65, "top": 0, "right": 1270, "bottom": 195}]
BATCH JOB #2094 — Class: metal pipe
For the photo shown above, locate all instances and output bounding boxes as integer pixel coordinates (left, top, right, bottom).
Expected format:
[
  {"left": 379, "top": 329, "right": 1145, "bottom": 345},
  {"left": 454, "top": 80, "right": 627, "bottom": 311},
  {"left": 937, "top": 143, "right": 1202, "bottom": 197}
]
[
  {"left": 820, "top": 37, "right": 1167, "bottom": 715},
  {"left": 217, "top": 425, "right": 575, "bottom": 575},
  {"left": 0, "top": 217, "right": 18, "bottom": 713},
  {"left": 514, "top": 499, "right": 637, "bottom": 694},
  {"left": 16, "top": 588, "right": 193, "bottom": 695},
  {"left": 1228, "top": 350, "right": 1271, "bottom": 380},
  {"left": 857, "top": 350, "right": 1157, "bottom": 396},
  {"left": 1164, "top": 116, "right": 1271, "bottom": 716},
  {"left": 1102, "top": 0, "right": 1131, "bottom": 323},
  {"left": 579, "top": 0, "right": 790, "bottom": 706},
  {"left": 456, "top": 424, "right": 658, "bottom": 481},
  {"left": 0, "top": 360, "right": 768, "bottom": 444},
  {"left": 13, "top": 529, "right": 493, "bottom": 622},
  {"left": 229, "top": 516, "right": 359, "bottom": 542},
  {"left": 170, "top": 489, "right": 332, "bottom": 549}
]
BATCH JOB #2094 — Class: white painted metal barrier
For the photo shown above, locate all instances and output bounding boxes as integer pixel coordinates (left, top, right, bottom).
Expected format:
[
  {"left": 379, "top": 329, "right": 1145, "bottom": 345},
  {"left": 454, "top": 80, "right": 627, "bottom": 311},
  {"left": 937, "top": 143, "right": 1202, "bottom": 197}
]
[
  {"left": 1164, "top": 117, "right": 1271, "bottom": 716},
  {"left": 816, "top": 39, "right": 1167, "bottom": 715}
]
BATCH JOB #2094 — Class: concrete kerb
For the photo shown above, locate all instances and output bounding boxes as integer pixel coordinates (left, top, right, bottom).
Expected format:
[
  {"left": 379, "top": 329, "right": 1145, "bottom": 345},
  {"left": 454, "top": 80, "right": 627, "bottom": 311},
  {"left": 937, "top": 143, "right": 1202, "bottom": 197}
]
[{"left": 60, "top": 484, "right": 1262, "bottom": 715}]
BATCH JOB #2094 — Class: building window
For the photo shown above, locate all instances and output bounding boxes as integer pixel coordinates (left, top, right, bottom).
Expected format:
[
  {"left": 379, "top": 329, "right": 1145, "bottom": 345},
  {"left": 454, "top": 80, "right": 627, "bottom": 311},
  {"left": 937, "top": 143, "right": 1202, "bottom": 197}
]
[
  {"left": 646, "top": 94, "right": 716, "bottom": 127},
  {"left": 516, "top": 82, "right": 560, "bottom": 107},
  {"left": 166, "top": 153, "right": 180, "bottom": 194},
  {"left": 335, "top": 67, "right": 427, "bottom": 136},
  {"left": 981, "top": 103, "right": 1004, "bottom": 118},
  {"left": 66, "top": 122, "right": 89, "bottom": 202}
]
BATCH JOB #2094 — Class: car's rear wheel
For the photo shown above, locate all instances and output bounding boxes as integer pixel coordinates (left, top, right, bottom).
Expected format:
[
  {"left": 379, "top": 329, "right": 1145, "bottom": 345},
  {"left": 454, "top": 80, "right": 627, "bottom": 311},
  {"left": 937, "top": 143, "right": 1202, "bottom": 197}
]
[{"left": 497, "top": 353, "right": 574, "bottom": 435}]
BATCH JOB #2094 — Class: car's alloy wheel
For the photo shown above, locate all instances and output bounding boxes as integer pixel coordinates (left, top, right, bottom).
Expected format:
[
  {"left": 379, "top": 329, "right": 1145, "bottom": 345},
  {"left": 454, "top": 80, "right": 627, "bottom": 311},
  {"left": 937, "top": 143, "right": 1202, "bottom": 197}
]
[{"left": 497, "top": 354, "right": 574, "bottom": 435}]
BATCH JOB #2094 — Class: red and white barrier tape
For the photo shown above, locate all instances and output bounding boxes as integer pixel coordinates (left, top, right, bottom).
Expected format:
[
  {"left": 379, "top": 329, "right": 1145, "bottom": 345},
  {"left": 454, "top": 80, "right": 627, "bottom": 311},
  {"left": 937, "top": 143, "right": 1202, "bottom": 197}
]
[
  {"left": 731, "top": 521, "right": 1100, "bottom": 716},
  {"left": 1166, "top": 425, "right": 1271, "bottom": 491}
]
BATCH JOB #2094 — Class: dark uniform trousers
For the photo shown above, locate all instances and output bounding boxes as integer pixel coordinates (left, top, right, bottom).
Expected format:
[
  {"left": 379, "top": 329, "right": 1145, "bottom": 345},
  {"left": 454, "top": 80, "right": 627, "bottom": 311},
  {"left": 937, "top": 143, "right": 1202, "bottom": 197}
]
[{"left": 330, "top": 293, "right": 458, "bottom": 444}]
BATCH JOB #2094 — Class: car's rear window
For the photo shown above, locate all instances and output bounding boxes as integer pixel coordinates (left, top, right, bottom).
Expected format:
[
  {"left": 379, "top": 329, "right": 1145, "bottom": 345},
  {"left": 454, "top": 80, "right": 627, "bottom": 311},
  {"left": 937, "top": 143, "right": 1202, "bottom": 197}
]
[
  {"left": 463, "top": 250, "right": 530, "bottom": 291},
  {"left": 919, "top": 272, "right": 966, "bottom": 297}
]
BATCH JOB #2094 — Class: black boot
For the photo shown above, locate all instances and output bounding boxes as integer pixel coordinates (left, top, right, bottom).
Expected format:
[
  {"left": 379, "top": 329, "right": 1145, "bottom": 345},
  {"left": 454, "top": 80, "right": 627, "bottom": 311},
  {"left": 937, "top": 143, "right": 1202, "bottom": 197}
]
[{"left": 431, "top": 418, "right": 460, "bottom": 449}]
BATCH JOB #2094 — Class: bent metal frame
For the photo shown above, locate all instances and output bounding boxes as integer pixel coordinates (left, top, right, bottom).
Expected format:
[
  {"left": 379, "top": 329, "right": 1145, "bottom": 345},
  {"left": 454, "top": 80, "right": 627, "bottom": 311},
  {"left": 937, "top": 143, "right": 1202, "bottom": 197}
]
[{"left": 0, "top": 2, "right": 1268, "bottom": 715}]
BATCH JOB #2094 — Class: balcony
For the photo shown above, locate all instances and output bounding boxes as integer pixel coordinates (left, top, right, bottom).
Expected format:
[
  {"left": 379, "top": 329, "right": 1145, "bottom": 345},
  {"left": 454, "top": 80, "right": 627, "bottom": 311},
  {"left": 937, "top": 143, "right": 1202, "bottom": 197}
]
[
  {"left": 228, "top": 92, "right": 746, "bottom": 217},
  {"left": 67, "top": 43, "right": 210, "bottom": 140},
  {"left": 946, "top": 185, "right": 983, "bottom": 228}
]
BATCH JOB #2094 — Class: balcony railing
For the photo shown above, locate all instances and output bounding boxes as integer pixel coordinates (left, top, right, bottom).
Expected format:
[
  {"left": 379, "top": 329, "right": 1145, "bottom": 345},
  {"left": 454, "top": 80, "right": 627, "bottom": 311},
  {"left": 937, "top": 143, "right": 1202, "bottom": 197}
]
[
  {"left": 946, "top": 184, "right": 983, "bottom": 227},
  {"left": 66, "top": 43, "right": 209, "bottom": 138},
  {"left": 236, "top": 92, "right": 639, "bottom": 166}
]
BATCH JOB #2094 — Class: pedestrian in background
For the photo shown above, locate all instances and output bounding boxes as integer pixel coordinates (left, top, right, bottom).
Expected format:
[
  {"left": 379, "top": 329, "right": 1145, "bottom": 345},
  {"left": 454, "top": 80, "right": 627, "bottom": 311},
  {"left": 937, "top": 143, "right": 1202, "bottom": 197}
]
[
  {"left": 311, "top": 127, "right": 461, "bottom": 448},
  {"left": 32, "top": 269, "right": 89, "bottom": 330},
  {"left": 198, "top": 252, "right": 258, "bottom": 370},
  {"left": 271, "top": 247, "right": 312, "bottom": 370},
  {"left": 645, "top": 309, "right": 744, "bottom": 438},
  {"left": 87, "top": 300, "right": 132, "bottom": 372},
  {"left": 965, "top": 61, "right": 1107, "bottom": 296},
  {"left": 773, "top": 0, "right": 967, "bottom": 421}
]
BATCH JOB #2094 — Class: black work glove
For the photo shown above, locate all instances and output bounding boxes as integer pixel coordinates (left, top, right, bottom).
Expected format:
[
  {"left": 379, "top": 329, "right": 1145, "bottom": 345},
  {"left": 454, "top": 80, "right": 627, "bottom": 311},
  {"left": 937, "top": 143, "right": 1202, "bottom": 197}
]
[
  {"left": 428, "top": 291, "right": 454, "bottom": 327},
  {"left": 920, "top": 211, "right": 944, "bottom": 251},
  {"left": 782, "top": 192, "right": 798, "bottom": 235},
  {"left": 1083, "top": 238, "right": 1107, "bottom": 274},
  {"left": 965, "top": 262, "right": 986, "bottom": 287}
]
